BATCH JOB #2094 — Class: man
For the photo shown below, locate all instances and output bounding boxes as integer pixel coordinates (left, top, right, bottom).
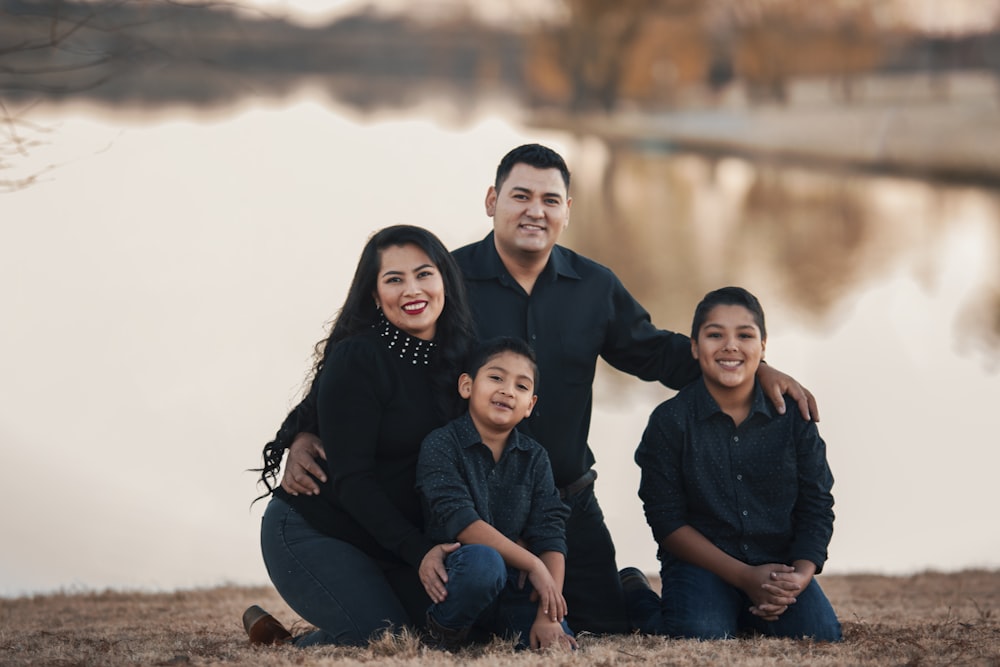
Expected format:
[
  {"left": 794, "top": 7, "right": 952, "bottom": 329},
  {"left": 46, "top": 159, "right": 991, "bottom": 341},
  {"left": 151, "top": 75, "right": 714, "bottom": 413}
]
[{"left": 275, "top": 144, "right": 817, "bottom": 634}]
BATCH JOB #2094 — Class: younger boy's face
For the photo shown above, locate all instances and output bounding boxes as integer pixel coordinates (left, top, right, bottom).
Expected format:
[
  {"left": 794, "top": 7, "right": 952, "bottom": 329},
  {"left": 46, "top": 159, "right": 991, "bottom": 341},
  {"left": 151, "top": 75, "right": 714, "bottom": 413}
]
[
  {"left": 459, "top": 351, "right": 538, "bottom": 431},
  {"left": 692, "top": 304, "right": 765, "bottom": 393}
]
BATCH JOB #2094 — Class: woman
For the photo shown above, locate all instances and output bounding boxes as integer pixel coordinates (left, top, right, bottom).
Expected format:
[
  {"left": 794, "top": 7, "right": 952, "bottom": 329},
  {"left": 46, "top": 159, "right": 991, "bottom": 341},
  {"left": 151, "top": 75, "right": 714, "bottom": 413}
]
[{"left": 246, "top": 225, "right": 476, "bottom": 646}]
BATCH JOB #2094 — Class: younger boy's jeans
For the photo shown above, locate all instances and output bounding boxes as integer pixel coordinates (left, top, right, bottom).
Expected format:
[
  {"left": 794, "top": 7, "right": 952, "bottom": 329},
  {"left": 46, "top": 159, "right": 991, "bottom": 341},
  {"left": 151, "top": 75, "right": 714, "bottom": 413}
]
[
  {"left": 428, "top": 544, "right": 574, "bottom": 649},
  {"left": 625, "top": 561, "right": 842, "bottom": 641}
]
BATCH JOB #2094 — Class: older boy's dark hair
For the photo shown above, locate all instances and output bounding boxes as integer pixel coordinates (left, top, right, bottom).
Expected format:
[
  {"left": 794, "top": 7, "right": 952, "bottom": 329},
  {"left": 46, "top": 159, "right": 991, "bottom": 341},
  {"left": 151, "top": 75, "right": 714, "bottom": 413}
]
[
  {"left": 691, "top": 286, "right": 767, "bottom": 340},
  {"left": 465, "top": 336, "right": 539, "bottom": 388},
  {"left": 495, "top": 144, "right": 571, "bottom": 193}
]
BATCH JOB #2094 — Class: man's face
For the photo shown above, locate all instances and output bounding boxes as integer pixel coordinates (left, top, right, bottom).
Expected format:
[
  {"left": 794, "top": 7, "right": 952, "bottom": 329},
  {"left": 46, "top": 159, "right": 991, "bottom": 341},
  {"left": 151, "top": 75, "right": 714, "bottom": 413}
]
[{"left": 485, "top": 163, "right": 571, "bottom": 261}]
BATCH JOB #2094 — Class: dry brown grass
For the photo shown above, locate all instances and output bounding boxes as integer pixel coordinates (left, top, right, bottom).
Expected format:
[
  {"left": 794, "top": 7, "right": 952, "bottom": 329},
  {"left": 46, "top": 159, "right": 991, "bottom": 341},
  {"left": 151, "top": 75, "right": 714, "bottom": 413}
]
[{"left": 2, "top": 571, "right": 998, "bottom": 666}]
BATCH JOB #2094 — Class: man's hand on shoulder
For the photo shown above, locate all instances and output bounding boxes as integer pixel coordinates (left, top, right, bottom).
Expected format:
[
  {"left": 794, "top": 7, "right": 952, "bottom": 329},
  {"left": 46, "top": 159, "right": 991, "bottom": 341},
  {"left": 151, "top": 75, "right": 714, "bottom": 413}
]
[{"left": 757, "top": 362, "right": 820, "bottom": 422}]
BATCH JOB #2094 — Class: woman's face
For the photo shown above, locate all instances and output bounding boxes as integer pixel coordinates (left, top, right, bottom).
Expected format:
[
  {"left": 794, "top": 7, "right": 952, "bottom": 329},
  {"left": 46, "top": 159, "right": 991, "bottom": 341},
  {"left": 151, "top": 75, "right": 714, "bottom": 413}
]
[{"left": 374, "top": 243, "right": 445, "bottom": 341}]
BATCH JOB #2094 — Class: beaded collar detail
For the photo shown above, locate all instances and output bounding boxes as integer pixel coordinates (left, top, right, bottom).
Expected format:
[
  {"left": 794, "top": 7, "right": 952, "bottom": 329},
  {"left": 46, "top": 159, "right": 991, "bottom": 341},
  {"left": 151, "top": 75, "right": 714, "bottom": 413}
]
[{"left": 376, "top": 313, "right": 436, "bottom": 365}]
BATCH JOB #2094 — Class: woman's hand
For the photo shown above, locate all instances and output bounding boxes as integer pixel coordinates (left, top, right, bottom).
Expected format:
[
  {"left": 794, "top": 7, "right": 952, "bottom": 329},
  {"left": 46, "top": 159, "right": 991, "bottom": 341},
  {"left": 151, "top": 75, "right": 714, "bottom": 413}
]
[
  {"left": 419, "top": 543, "right": 460, "bottom": 604},
  {"left": 279, "top": 433, "right": 326, "bottom": 496}
]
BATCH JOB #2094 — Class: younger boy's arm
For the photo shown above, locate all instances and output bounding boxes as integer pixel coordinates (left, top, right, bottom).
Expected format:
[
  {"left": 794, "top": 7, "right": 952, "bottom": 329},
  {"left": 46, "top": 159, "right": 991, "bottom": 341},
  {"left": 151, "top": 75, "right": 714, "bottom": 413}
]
[
  {"left": 529, "top": 551, "right": 576, "bottom": 651},
  {"left": 662, "top": 525, "right": 798, "bottom": 620},
  {"left": 457, "top": 520, "right": 566, "bottom": 622}
]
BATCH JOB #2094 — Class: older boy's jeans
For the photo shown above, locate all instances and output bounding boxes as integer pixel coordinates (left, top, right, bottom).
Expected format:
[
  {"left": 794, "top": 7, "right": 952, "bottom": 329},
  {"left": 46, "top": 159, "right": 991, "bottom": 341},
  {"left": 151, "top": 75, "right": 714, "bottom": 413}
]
[
  {"left": 625, "top": 561, "right": 842, "bottom": 641},
  {"left": 427, "top": 544, "right": 574, "bottom": 649},
  {"left": 260, "top": 496, "right": 429, "bottom": 647}
]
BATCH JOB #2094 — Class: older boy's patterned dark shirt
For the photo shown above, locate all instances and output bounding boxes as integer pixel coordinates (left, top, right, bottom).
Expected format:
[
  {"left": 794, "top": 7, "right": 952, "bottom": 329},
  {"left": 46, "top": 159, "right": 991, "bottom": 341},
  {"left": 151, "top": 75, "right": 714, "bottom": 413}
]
[{"left": 635, "top": 379, "right": 835, "bottom": 572}]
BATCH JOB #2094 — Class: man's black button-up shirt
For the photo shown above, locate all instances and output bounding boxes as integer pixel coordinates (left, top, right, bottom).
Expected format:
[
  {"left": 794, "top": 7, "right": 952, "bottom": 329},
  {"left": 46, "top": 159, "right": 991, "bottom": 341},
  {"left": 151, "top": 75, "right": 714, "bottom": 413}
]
[{"left": 453, "top": 233, "right": 699, "bottom": 486}]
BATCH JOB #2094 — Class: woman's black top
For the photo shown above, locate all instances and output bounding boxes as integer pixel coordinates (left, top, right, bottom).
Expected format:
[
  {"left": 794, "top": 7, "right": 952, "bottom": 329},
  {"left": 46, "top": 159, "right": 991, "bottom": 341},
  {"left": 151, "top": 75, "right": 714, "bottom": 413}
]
[{"left": 274, "top": 318, "right": 443, "bottom": 568}]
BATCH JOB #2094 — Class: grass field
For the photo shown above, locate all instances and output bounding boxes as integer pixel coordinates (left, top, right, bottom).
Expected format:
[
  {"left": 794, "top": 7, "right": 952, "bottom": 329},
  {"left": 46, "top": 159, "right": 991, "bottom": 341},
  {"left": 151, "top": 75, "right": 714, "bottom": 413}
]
[{"left": 2, "top": 570, "right": 998, "bottom": 666}]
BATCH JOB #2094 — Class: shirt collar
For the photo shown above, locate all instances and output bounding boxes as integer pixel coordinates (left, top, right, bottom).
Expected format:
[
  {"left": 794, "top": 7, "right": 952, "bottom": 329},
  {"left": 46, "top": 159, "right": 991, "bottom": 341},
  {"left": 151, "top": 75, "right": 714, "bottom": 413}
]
[
  {"left": 455, "top": 411, "right": 532, "bottom": 452},
  {"left": 692, "top": 377, "right": 774, "bottom": 422},
  {"left": 374, "top": 312, "right": 436, "bottom": 365},
  {"left": 463, "top": 232, "right": 580, "bottom": 283}
]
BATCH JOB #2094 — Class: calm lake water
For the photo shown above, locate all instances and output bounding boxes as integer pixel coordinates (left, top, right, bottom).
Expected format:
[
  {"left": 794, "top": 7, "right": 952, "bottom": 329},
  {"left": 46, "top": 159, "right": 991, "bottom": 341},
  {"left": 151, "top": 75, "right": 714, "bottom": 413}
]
[{"left": 2, "top": 91, "right": 998, "bottom": 596}]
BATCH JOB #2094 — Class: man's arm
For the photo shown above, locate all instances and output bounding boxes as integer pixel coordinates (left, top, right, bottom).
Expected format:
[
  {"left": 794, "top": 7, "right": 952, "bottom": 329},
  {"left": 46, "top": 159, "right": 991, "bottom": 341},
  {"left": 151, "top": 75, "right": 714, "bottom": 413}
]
[{"left": 281, "top": 432, "right": 326, "bottom": 496}]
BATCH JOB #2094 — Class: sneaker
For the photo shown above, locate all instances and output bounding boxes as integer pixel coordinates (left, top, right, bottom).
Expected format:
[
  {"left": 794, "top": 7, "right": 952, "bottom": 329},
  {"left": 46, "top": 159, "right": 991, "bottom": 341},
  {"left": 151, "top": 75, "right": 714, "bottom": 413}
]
[
  {"left": 619, "top": 567, "right": 652, "bottom": 595},
  {"left": 424, "top": 611, "right": 470, "bottom": 652},
  {"left": 242, "top": 605, "right": 293, "bottom": 646}
]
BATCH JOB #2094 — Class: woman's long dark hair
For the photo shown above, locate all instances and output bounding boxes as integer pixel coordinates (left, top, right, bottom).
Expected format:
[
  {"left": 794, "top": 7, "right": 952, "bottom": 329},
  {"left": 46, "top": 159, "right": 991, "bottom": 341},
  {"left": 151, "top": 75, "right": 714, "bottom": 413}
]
[{"left": 254, "top": 225, "right": 476, "bottom": 499}]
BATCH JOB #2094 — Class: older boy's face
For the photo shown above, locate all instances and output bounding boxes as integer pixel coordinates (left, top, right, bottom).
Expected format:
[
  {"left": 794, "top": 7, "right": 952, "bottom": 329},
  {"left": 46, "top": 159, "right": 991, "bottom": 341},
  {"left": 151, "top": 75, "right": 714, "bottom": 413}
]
[
  {"left": 692, "top": 304, "right": 765, "bottom": 393},
  {"left": 459, "top": 351, "right": 538, "bottom": 432}
]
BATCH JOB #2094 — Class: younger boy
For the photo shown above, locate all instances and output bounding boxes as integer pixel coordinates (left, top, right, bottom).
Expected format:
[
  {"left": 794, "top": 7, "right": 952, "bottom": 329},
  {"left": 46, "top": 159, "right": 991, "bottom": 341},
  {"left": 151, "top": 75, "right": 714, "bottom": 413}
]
[
  {"left": 416, "top": 337, "right": 576, "bottom": 651},
  {"left": 628, "top": 287, "right": 841, "bottom": 641}
]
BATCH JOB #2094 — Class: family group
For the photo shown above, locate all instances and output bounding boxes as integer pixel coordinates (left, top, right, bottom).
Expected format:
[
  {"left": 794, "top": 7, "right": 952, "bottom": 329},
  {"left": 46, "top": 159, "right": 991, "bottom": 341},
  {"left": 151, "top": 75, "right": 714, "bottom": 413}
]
[{"left": 243, "top": 144, "right": 842, "bottom": 651}]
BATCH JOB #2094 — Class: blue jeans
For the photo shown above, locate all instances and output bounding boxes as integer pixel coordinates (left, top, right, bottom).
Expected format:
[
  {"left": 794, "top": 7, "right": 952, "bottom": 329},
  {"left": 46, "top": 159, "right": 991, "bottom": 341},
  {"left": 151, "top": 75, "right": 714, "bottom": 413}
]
[
  {"left": 260, "top": 496, "right": 430, "bottom": 646},
  {"left": 428, "top": 544, "right": 574, "bottom": 649},
  {"left": 625, "top": 561, "right": 842, "bottom": 641}
]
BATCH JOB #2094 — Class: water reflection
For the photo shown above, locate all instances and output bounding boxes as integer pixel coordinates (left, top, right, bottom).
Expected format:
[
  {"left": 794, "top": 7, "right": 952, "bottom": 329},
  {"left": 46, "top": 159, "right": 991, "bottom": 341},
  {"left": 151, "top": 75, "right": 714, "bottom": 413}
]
[
  {"left": 565, "top": 146, "right": 1000, "bottom": 371},
  {"left": 2, "top": 100, "right": 998, "bottom": 596}
]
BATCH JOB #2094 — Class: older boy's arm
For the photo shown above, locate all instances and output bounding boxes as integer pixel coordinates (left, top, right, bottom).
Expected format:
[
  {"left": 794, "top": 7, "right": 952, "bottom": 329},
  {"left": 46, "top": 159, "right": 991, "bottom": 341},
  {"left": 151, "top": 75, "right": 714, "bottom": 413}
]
[
  {"left": 663, "top": 526, "right": 797, "bottom": 619},
  {"left": 457, "top": 520, "right": 565, "bottom": 622},
  {"left": 756, "top": 362, "right": 820, "bottom": 422}
]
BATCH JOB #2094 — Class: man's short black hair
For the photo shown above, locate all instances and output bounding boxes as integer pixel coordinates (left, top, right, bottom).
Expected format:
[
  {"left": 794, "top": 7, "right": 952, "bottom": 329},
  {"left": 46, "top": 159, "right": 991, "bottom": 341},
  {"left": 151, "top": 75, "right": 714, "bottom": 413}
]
[{"left": 495, "top": 144, "right": 570, "bottom": 193}]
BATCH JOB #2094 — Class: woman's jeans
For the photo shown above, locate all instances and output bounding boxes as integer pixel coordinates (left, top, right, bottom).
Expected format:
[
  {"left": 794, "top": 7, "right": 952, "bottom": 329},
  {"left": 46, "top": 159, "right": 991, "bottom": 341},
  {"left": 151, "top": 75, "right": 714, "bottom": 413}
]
[
  {"left": 427, "top": 544, "right": 574, "bottom": 649},
  {"left": 260, "top": 496, "right": 430, "bottom": 646},
  {"left": 624, "top": 561, "right": 842, "bottom": 641}
]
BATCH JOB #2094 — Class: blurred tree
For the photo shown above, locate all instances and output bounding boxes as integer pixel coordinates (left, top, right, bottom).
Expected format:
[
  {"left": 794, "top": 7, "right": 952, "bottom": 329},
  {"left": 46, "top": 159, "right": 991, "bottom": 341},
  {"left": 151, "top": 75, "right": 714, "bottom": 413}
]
[
  {"left": 527, "top": 0, "right": 701, "bottom": 112},
  {"left": 1, "top": 0, "right": 162, "bottom": 190}
]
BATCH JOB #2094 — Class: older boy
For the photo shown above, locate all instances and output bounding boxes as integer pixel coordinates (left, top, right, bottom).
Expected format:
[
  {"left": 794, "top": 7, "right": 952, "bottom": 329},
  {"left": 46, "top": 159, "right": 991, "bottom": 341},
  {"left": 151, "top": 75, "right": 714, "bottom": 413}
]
[
  {"left": 416, "top": 337, "right": 575, "bottom": 651},
  {"left": 629, "top": 287, "right": 841, "bottom": 641}
]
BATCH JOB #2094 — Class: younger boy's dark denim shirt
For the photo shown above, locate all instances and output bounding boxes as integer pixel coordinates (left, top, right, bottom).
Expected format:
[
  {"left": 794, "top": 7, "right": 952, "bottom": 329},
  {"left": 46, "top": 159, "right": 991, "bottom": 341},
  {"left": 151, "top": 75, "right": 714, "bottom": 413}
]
[
  {"left": 635, "top": 379, "right": 835, "bottom": 572},
  {"left": 416, "top": 412, "right": 570, "bottom": 556}
]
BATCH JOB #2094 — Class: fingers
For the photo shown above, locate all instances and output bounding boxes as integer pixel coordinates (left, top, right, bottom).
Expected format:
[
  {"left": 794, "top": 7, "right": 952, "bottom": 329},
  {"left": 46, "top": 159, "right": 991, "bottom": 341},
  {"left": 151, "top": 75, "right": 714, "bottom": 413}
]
[
  {"left": 280, "top": 466, "right": 321, "bottom": 495},
  {"left": 421, "top": 575, "right": 447, "bottom": 603},
  {"left": 805, "top": 388, "right": 820, "bottom": 422},
  {"left": 750, "top": 603, "right": 788, "bottom": 620}
]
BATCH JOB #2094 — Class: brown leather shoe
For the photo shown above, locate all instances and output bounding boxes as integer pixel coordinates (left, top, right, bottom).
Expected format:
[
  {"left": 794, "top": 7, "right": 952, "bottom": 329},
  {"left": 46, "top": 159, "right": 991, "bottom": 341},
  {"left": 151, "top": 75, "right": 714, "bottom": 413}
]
[{"left": 242, "top": 605, "right": 293, "bottom": 646}]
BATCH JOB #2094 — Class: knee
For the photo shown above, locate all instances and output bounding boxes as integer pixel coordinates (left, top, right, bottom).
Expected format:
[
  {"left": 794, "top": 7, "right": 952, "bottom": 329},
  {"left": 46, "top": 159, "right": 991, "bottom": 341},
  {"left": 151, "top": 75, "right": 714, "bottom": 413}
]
[{"left": 448, "top": 545, "right": 506, "bottom": 593}]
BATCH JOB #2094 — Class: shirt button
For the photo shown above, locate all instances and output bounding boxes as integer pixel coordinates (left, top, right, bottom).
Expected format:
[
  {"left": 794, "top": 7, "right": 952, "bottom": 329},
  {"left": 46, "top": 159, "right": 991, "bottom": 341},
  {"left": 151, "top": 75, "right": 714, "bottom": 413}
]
[
  {"left": 742, "top": 544, "right": 749, "bottom": 551},
  {"left": 531, "top": 334, "right": 537, "bottom": 340},
  {"left": 733, "top": 436, "right": 739, "bottom": 443},
  {"left": 736, "top": 474, "right": 742, "bottom": 481},
  {"left": 742, "top": 510, "right": 748, "bottom": 516}
]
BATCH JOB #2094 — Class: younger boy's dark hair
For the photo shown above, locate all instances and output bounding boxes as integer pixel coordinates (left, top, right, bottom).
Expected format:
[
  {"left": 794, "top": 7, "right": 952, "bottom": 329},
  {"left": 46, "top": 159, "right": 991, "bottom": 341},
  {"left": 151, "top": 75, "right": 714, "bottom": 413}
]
[
  {"left": 465, "top": 336, "right": 539, "bottom": 388},
  {"left": 495, "top": 144, "right": 571, "bottom": 193},
  {"left": 691, "top": 286, "right": 767, "bottom": 340}
]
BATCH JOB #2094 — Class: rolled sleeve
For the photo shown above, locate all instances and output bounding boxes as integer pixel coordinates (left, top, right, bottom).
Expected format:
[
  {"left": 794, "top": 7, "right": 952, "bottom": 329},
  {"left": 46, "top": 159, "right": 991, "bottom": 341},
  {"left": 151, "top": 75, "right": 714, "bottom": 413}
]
[
  {"left": 635, "top": 406, "right": 689, "bottom": 544},
  {"left": 521, "top": 454, "right": 570, "bottom": 556},
  {"left": 788, "top": 419, "right": 835, "bottom": 573},
  {"left": 416, "top": 425, "right": 482, "bottom": 543}
]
